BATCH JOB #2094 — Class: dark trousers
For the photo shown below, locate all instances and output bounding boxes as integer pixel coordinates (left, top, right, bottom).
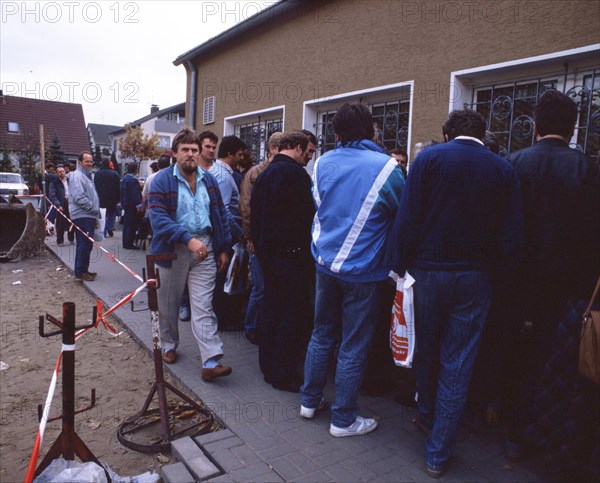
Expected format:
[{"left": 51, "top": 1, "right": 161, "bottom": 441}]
[
  {"left": 122, "top": 206, "right": 138, "bottom": 248},
  {"left": 73, "top": 217, "right": 95, "bottom": 277},
  {"left": 258, "top": 254, "right": 314, "bottom": 386},
  {"left": 56, "top": 201, "right": 74, "bottom": 244}
]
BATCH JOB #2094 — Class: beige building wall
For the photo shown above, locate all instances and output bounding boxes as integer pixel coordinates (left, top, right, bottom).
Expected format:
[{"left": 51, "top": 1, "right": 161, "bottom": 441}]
[{"left": 182, "top": 0, "right": 599, "bottom": 152}]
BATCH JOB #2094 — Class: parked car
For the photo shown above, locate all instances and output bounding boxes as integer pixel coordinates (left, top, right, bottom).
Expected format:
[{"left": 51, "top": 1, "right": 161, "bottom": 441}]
[{"left": 0, "top": 172, "right": 29, "bottom": 196}]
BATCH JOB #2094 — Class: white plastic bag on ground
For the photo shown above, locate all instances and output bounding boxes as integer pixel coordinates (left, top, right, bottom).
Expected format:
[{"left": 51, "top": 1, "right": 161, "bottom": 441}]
[
  {"left": 34, "top": 457, "right": 159, "bottom": 483},
  {"left": 389, "top": 271, "right": 416, "bottom": 368}
]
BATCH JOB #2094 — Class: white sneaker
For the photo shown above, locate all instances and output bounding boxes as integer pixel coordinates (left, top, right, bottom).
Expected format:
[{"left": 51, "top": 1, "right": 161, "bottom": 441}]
[
  {"left": 300, "top": 398, "right": 327, "bottom": 419},
  {"left": 329, "top": 416, "right": 378, "bottom": 437}
]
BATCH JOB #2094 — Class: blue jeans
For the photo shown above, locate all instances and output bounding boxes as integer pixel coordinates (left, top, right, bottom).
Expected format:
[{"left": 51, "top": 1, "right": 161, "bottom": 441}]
[
  {"left": 412, "top": 269, "right": 492, "bottom": 471},
  {"left": 73, "top": 217, "right": 95, "bottom": 277},
  {"left": 301, "top": 271, "right": 385, "bottom": 427},
  {"left": 244, "top": 253, "right": 264, "bottom": 335}
]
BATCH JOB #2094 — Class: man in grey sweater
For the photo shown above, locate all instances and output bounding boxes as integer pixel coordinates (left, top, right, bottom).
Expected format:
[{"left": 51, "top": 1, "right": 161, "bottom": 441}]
[{"left": 68, "top": 151, "right": 100, "bottom": 281}]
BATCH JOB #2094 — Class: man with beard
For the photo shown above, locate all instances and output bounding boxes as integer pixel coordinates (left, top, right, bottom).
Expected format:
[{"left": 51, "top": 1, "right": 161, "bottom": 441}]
[{"left": 149, "top": 128, "right": 232, "bottom": 381}]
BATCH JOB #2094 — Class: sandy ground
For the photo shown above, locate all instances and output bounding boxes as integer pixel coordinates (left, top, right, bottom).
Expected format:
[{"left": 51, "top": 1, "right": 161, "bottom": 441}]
[{"left": 0, "top": 248, "right": 177, "bottom": 482}]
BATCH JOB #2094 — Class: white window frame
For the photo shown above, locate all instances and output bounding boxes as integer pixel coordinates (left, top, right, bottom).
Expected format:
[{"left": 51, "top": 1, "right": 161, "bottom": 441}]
[{"left": 7, "top": 121, "right": 20, "bottom": 133}]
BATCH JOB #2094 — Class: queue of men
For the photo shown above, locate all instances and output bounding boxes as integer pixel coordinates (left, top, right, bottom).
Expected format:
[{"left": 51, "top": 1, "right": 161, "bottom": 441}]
[{"left": 44, "top": 89, "right": 597, "bottom": 479}]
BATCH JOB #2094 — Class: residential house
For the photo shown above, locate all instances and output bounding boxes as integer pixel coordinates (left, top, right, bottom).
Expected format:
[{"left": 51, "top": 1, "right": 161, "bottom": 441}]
[
  {"left": 173, "top": 0, "right": 599, "bottom": 167},
  {"left": 109, "top": 103, "right": 186, "bottom": 177},
  {"left": 88, "top": 123, "right": 121, "bottom": 159},
  {"left": 0, "top": 93, "right": 89, "bottom": 168}
]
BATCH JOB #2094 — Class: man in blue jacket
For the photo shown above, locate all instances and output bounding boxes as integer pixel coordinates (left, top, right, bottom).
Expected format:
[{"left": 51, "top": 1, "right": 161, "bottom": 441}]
[
  {"left": 390, "top": 109, "right": 522, "bottom": 477},
  {"left": 149, "top": 128, "right": 232, "bottom": 381},
  {"left": 48, "top": 165, "right": 74, "bottom": 245},
  {"left": 301, "top": 103, "right": 404, "bottom": 436},
  {"left": 120, "top": 163, "right": 142, "bottom": 249}
]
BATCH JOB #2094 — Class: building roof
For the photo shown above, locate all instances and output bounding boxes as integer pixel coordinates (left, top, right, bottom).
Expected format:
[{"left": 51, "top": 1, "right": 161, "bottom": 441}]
[
  {"left": 173, "top": 0, "right": 295, "bottom": 66},
  {"left": 0, "top": 95, "right": 89, "bottom": 156},
  {"left": 88, "top": 123, "right": 122, "bottom": 146},
  {"left": 109, "top": 102, "right": 186, "bottom": 135}
]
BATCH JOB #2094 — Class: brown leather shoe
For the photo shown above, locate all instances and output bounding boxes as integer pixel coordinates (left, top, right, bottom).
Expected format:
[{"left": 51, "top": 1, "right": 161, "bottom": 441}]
[
  {"left": 75, "top": 273, "right": 95, "bottom": 282},
  {"left": 202, "top": 364, "right": 232, "bottom": 381},
  {"left": 86, "top": 271, "right": 97, "bottom": 277},
  {"left": 162, "top": 350, "right": 177, "bottom": 364}
]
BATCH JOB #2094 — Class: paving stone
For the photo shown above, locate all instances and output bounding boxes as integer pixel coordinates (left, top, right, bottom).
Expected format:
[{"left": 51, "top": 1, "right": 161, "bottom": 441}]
[
  {"left": 269, "top": 456, "right": 304, "bottom": 480},
  {"left": 210, "top": 448, "right": 248, "bottom": 472},
  {"left": 186, "top": 455, "right": 222, "bottom": 481},
  {"left": 202, "top": 435, "right": 244, "bottom": 453},
  {"left": 161, "top": 462, "right": 195, "bottom": 483},
  {"left": 227, "top": 462, "right": 277, "bottom": 480},
  {"left": 291, "top": 469, "right": 334, "bottom": 482},
  {"left": 170, "top": 436, "right": 221, "bottom": 481},
  {"left": 194, "top": 428, "right": 236, "bottom": 447},
  {"left": 247, "top": 434, "right": 286, "bottom": 451},
  {"left": 324, "top": 458, "right": 378, "bottom": 482},
  {"left": 313, "top": 448, "right": 353, "bottom": 468},
  {"left": 257, "top": 441, "right": 298, "bottom": 460},
  {"left": 171, "top": 436, "right": 203, "bottom": 462},
  {"left": 284, "top": 451, "right": 320, "bottom": 476},
  {"left": 231, "top": 444, "right": 266, "bottom": 466},
  {"left": 207, "top": 475, "right": 236, "bottom": 482}
]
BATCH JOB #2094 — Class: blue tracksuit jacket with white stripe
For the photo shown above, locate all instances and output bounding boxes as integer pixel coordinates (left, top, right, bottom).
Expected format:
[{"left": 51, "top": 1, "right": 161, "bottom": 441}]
[{"left": 311, "top": 140, "right": 404, "bottom": 283}]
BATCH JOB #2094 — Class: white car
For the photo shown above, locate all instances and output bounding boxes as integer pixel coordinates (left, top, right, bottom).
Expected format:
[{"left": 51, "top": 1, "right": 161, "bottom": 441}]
[{"left": 0, "top": 172, "right": 29, "bottom": 197}]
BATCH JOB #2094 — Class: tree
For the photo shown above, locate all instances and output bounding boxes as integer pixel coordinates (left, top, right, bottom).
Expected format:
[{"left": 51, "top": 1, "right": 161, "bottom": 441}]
[
  {"left": 118, "top": 125, "right": 161, "bottom": 169},
  {"left": 94, "top": 144, "right": 102, "bottom": 166},
  {"left": 16, "top": 130, "right": 42, "bottom": 191},
  {"left": 46, "top": 131, "right": 65, "bottom": 166},
  {"left": 0, "top": 144, "right": 15, "bottom": 172}
]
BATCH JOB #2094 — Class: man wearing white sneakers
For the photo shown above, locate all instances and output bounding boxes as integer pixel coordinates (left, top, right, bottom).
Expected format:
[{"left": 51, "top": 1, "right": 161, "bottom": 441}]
[{"left": 300, "top": 103, "right": 404, "bottom": 436}]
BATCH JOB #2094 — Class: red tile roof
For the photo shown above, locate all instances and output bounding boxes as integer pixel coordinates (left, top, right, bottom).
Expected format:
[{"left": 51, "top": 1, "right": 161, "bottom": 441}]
[{"left": 0, "top": 95, "right": 89, "bottom": 157}]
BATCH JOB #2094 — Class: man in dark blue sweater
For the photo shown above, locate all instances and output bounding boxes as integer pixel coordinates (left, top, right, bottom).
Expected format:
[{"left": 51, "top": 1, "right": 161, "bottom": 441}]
[{"left": 390, "top": 109, "right": 522, "bottom": 478}]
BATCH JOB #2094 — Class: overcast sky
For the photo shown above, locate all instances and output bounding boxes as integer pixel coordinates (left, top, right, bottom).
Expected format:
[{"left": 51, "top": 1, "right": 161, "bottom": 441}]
[{"left": 1, "top": 1, "right": 273, "bottom": 126}]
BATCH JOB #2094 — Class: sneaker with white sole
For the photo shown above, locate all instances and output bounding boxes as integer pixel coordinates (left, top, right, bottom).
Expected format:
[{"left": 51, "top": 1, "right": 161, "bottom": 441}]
[
  {"left": 300, "top": 398, "right": 327, "bottom": 419},
  {"left": 329, "top": 415, "right": 378, "bottom": 437}
]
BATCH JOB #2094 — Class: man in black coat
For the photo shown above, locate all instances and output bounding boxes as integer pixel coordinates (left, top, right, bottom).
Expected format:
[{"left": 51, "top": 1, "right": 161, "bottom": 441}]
[
  {"left": 250, "top": 131, "right": 316, "bottom": 393},
  {"left": 93, "top": 157, "right": 120, "bottom": 237},
  {"left": 48, "top": 165, "right": 74, "bottom": 245},
  {"left": 505, "top": 89, "right": 600, "bottom": 458}
]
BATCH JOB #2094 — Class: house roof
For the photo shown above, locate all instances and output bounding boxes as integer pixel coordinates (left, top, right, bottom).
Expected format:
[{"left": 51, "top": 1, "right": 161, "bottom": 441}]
[
  {"left": 0, "top": 95, "right": 89, "bottom": 156},
  {"left": 109, "top": 102, "right": 186, "bottom": 135},
  {"left": 173, "top": 0, "right": 296, "bottom": 66},
  {"left": 88, "top": 123, "right": 121, "bottom": 146}
]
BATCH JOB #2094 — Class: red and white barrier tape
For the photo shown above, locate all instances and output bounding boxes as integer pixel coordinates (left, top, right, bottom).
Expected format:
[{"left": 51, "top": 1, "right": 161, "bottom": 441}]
[{"left": 30, "top": 194, "right": 144, "bottom": 283}]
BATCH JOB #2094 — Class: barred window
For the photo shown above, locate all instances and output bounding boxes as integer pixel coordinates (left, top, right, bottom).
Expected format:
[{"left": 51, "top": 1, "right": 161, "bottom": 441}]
[
  {"left": 234, "top": 118, "right": 283, "bottom": 163},
  {"left": 314, "top": 89, "right": 411, "bottom": 156},
  {"left": 466, "top": 68, "right": 600, "bottom": 156}
]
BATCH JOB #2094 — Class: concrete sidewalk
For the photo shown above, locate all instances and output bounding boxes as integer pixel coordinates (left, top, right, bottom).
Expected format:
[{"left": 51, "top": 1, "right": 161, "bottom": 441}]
[{"left": 45, "top": 232, "right": 552, "bottom": 482}]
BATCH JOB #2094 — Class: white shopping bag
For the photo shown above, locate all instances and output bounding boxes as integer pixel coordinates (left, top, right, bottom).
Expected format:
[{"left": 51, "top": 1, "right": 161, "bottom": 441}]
[
  {"left": 389, "top": 271, "right": 416, "bottom": 368},
  {"left": 224, "top": 242, "right": 249, "bottom": 295},
  {"left": 93, "top": 208, "right": 106, "bottom": 242}
]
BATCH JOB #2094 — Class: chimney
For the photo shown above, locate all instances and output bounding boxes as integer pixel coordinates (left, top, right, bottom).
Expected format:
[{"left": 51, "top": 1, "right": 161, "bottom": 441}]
[{"left": 150, "top": 104, "right": 159, "bottom": 114}]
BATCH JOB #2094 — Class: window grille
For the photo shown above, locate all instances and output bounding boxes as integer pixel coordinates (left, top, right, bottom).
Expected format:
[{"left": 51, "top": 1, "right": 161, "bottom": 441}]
[
  {"left": 235, "top": 118, "right": 283, "bottom": 163},
  {"left": 314, "top": 94, "right": 411, "bottom": 156},
  {"left": 466, "top": 68, "right": 600, "bottom": 156}
]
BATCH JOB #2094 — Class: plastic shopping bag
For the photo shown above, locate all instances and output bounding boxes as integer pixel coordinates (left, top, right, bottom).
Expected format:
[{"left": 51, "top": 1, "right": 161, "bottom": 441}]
[
  {"left": 224, "top": 242, "right": 250, "bottom": 295},
  {"left": 93, "top": 208, "right": 106, "bottom": 242},
  {"left": 389, "top": 271, "right": 416, "bottom": 368}
]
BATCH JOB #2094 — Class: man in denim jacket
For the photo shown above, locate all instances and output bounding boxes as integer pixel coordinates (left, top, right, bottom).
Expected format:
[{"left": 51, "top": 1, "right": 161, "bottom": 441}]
[{"left": 149, "top": 128, "right": 232, "bottom": 381}]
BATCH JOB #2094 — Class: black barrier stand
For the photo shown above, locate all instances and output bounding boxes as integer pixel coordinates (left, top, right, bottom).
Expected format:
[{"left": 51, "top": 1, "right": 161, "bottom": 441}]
[
  {"left": 35, "top": 302, "right": 109, "bottom": 481},
  {"left": 117, "top": 253, "right": 216, "bottom": 453}
]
